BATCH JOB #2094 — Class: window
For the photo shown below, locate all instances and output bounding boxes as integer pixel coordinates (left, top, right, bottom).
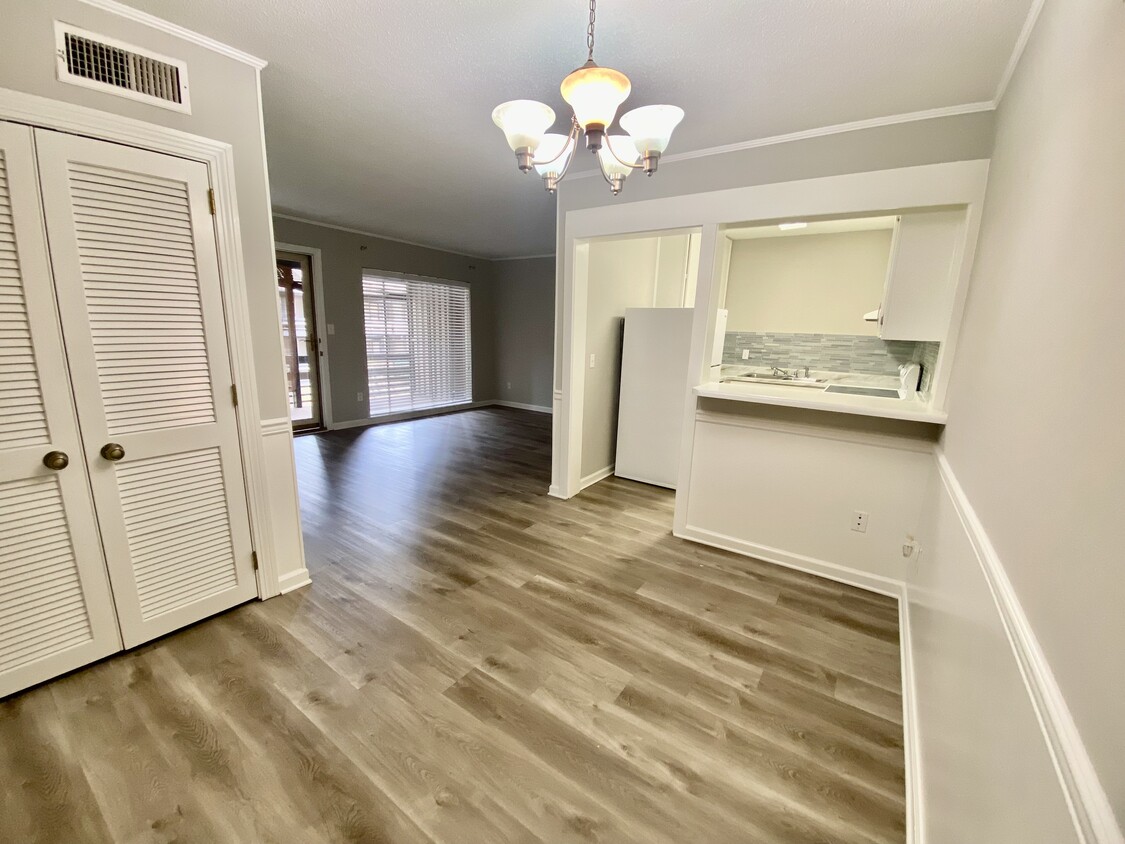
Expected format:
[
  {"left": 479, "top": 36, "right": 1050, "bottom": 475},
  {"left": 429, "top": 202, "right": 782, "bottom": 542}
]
[{"left": 362, "top": 272, "right": 472, "bottom": 417}]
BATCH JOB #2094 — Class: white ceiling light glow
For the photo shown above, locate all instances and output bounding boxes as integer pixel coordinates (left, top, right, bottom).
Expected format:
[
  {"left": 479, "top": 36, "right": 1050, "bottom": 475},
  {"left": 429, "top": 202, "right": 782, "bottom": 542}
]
[{"left": 491, "top": 0, "right": 684, "bottom": 196}]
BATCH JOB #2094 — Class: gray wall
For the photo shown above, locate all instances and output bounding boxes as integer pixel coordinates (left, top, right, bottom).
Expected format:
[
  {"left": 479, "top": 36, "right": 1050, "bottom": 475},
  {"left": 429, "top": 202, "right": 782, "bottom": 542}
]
[
  {"left": 492, "top": 257, "right": 556, "bottom": 410},
  {"left": 272, "top": 217, "right": 498, "bottom": 424},
  {"left": 938, "top": 0, "right": 1125, "bottom": 824},
  {"left": 0, "top": 0, "right": 288, "bottom": 418}
]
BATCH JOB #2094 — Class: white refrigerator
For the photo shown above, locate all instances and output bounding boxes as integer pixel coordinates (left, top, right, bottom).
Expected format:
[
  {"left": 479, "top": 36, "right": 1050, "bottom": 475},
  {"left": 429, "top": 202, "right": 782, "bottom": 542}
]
[{"left": 614, "top": 308, "right": 695, "bottom": 489}]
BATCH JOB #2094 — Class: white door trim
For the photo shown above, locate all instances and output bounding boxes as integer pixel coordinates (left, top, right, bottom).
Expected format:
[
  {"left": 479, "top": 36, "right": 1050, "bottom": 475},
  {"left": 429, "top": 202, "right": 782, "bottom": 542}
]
[
  {"left": 0, "top": 86, "right": 282, "bottom": 598},
  {"left": 275, "top": 242, "right": 333, "bottom": 430}
]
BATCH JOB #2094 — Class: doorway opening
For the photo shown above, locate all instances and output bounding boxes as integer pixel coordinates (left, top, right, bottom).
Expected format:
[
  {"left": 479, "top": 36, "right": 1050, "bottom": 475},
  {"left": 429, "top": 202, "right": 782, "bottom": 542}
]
[{"left": 276, "top": 249, "right": 324, "bottom": 431}]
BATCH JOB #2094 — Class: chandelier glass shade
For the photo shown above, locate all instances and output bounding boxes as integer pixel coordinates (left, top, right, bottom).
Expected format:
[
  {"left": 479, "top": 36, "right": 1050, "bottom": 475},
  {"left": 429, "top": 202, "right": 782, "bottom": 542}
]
[
  {"left": 560, "top": 60, "right": 631, "bottom": 131},
  {"left": 492, "top": 0, "right": 683, "bottom": 196}
]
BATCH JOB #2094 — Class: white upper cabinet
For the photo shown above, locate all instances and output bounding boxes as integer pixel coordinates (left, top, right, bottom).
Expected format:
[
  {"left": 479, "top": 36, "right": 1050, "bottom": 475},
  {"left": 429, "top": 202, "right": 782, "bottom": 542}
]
[{"left": 877, "top": 209, "right": 966, "bottom": 341}]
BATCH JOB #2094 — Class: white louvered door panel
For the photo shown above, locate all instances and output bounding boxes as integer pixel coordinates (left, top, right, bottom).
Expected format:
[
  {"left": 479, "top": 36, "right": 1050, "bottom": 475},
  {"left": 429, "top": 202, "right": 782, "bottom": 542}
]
[
  {"left": 35, "top": 129, "right": 257, "bottom": 649},
  {"left": 0, "top": 122, "right": 121, "bottom": 697}
]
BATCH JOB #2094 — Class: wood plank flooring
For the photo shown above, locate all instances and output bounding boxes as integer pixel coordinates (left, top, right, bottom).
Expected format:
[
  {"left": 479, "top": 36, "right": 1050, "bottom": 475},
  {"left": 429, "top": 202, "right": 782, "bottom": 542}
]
[{"left": 0, "top": 407, "right": 905, "bottom": 843}]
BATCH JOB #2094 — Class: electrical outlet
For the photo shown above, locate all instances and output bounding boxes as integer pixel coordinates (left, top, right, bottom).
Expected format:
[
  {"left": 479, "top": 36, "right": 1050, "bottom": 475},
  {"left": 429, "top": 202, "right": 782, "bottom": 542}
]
[
  {"left": 507, "top": 382, "right": 512, "bottom": 390},
  {"left": 356, "top": 391, "right": 364, "bottom": 402},
  {"left": 741, "top": 349, "right": 749, "bottom": 360},
  {"left": 851, "top": 511, "right": 868, "bottom": 533},
  {"left": 589, "top": 353, "right": 596, "bottom": 369},
  {"left": 327, "top": 323, "right": 335, "bottom": 335}
]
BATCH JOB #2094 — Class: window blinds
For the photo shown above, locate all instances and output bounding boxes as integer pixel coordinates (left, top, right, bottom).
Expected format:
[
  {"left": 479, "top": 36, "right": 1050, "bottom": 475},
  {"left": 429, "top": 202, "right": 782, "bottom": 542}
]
[{"left": 361, "top": 272, "right": 472, "bottom": 418}]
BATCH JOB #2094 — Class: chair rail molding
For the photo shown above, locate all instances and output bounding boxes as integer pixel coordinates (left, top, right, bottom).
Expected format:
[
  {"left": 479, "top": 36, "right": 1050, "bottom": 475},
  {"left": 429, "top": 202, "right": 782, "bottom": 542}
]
[{"left": 934, "top": 451, "right": 1122, "bottom": 844}]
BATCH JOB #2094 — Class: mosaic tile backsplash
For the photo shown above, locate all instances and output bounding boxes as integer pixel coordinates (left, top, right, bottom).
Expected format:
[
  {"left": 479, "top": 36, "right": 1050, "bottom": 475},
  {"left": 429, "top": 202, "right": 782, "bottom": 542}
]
[{"left": 724, "top": 332, "right": 940, "bottom": 383}]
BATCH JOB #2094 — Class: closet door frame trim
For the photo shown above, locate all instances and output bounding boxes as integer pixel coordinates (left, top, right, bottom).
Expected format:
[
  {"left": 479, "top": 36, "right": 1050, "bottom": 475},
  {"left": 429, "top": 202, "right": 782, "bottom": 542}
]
[{"left": 0, "top": 87, "right": 282, "bottom": 598}]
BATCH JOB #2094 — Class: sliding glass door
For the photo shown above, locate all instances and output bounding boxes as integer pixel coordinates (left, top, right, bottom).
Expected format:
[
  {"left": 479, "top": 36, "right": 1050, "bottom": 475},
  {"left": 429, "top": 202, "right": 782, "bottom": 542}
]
[{"left": 276, "top": 251, "right": 323, "bottom": 430}]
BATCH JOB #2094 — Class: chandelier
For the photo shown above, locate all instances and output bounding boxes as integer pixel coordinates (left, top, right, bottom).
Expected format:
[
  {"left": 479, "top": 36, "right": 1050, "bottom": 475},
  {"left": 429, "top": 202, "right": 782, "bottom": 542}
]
[{"left": 491, "top": 0, "right": 684, "bottom": 196}]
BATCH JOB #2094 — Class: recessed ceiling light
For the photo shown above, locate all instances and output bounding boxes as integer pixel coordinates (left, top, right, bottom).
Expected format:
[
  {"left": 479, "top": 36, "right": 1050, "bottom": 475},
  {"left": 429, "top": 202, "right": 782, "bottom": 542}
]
[{"left": 778, "top": 222, "right": 808, "bottom": 230}]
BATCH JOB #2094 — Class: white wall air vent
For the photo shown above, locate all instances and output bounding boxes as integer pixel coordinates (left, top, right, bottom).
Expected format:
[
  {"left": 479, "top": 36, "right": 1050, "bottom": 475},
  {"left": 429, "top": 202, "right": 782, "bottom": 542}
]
[{"left": 54, "top": 22, "right": 190, "bottom": 114}]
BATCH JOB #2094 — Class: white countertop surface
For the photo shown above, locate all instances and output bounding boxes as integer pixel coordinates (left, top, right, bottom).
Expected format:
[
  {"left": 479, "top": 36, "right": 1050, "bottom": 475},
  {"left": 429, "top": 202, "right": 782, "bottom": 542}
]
[{"left": 694, "top": 380, "right": 948, "bottom": 424}]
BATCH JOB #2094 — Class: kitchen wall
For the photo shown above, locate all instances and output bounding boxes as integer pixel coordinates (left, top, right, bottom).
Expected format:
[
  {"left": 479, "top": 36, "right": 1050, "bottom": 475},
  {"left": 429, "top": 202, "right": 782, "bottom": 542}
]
[
  {"left": 581, "top": 236, "right": 660, "bottom": 481},
  {"left": 272, "top": 216, "right": 497, "bottom": 424},
  {"left": 555, "top": 110, "right": 996, "bottom": 392},
  {"left": 910, "top": 0, "right": 1125, "bottom": 838},
  {"left": 725, "top": 230, "right": 891, "bottom": 335},
  {"left": 492, "top": 256, "right": 555, "bottom": 411}
]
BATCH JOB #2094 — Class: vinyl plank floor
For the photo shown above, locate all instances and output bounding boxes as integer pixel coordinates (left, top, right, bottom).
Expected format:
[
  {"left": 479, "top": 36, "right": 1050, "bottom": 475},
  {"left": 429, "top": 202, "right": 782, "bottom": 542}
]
[{"left": 1, "top": 407, "right": 905, "bottom": 843}]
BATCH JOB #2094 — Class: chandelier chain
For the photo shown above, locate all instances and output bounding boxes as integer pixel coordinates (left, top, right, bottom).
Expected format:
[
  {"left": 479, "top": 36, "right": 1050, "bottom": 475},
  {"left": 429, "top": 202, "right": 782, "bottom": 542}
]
[{"left": 587, "top": 0, "right": 596, "bottom": 61}]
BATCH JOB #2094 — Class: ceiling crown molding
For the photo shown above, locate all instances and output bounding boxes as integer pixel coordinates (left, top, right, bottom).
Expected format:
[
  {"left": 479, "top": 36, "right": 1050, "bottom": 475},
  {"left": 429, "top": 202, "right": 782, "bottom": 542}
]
[
  {"left": 272, "top": 213, "right": 493, "bottom": 262},
  {"left": 993, "top": 0, "right": 1047, "bottom": 105},
  {"left": 566, "top": 100, "right": 995, "bottom": 181},
  {"left": 77, "top": 0, "right": 267, "bottom": 69}
]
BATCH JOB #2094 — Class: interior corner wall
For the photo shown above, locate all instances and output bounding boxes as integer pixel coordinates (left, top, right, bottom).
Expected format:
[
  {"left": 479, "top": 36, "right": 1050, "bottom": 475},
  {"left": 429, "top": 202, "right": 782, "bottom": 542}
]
[
  {"left": 580, "top": 236, "right": 661, "bottom": 480},
  {"left": 0, "top": 0, "right": 288, "bottom": 420},
  {"left": 492, "top": 257, "right": 556, "bottom": 410},
  {"left": 270, "top": 216, "right": 496, "bottom": 424},
  {"left": 910, "top": 0, "right": 1125, "bottom": 837}
]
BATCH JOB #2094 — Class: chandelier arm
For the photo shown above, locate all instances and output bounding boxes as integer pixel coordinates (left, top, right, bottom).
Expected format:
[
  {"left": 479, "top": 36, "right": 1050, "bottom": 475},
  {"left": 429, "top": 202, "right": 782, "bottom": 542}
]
[
  {"left": 528, "top": 119, "right": 582, "bottom": 168},
  {"left": 594, "top": 148, "right": 615, "bottom": 187},
  {"left": 554, "top": 133, "right": 580, "bottom": 184},
  {"left": 605, "top": 135, "right": 644, "bottom": 170}
]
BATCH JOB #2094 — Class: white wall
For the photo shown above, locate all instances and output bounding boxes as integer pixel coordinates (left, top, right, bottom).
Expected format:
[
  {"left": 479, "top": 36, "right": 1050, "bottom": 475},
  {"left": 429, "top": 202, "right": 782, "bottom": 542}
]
[
  {"left": 909, "top": 461, "right": 1081, "bottom": 843},
  {"left": 909, "top": 0, "right": 1125, "bottom": 837},
  {"left": 653, "top": 233, "right": 691, "bottom": 308},
  {"left": 683, "top": 402, "right": 937, "bottom": 591},
  {"left": 725, "top": 230, "right": 891, "bottom": 335},
  {"left": 581, "top": 236, "right": 659, "bottom": 479}
]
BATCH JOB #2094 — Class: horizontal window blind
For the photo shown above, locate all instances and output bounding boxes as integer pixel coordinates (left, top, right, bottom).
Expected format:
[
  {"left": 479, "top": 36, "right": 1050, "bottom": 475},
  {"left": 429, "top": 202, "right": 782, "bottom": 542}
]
[{"left": 362, "top": 272, "right": 472, "bottom": 418}]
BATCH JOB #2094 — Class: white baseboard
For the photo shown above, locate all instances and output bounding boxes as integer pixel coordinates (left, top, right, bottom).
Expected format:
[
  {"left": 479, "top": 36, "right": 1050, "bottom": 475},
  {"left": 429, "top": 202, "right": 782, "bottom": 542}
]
[
  {"left": 676, "top": 524, "right": 905, "bottom": 598},
  {"left": 277, "top": 567, "right": 311, "bottom": 594},
  {"left": 899, "top": 584, "right": 924, "bottom": 844},
  {"left": 327, "top": 400, "right": 550, "bottom": 431},
  {"left": 329, "top": 401, "right": 492, "bottom": 430},
  {"left": 935, "top": 451, "right": 1122, "bottom": 844},
  {"left": 491, "top": 400, "right": 552, "bottom": 414},
  {"left": 579, "top": 464, "right": 615, "bottom": 491},
  {"left": 547, "top": 484, "right": 565, "bottom": 499}
]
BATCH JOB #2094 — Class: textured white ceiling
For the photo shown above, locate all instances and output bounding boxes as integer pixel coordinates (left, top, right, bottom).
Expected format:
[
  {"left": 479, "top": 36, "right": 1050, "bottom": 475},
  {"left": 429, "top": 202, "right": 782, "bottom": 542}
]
[{"left": 125, "top": 0, "right": 1032, "bottom": 258}]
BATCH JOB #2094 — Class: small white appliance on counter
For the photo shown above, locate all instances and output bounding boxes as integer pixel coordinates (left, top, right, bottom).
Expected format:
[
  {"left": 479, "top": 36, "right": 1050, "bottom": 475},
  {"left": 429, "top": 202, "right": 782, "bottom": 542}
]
[
  {"left": 615, "top": 308, "right": 695, "bottom": 489},
  {"left": 900, "top": 362, "right": 922, "bottom": 394}
]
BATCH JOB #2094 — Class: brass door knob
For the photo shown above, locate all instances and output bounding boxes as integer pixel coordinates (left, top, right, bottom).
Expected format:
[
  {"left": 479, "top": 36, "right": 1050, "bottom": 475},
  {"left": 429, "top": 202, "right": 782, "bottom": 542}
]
[
  {"left": 42, "top": 450, "right": 69, "bottom": 470},
  {"left": 100, "top": 442, "right": 125, "bottom": 461}
]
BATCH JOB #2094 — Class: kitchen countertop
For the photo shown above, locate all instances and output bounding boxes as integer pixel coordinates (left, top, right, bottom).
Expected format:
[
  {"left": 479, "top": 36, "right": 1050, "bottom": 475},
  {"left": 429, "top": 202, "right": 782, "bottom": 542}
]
[{"left": 695, "top": 373, "right": 947, "bottom": 424}]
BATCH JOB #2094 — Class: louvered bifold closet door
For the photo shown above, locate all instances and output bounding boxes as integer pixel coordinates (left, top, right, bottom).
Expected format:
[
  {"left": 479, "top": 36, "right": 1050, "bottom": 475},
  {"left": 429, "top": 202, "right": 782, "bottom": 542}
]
[
  {"left": 34, "top": 130, "right": 257, "bottom": 649},
  {"left": 0, "top": 123, "right": 121, "bottom": 697}
]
